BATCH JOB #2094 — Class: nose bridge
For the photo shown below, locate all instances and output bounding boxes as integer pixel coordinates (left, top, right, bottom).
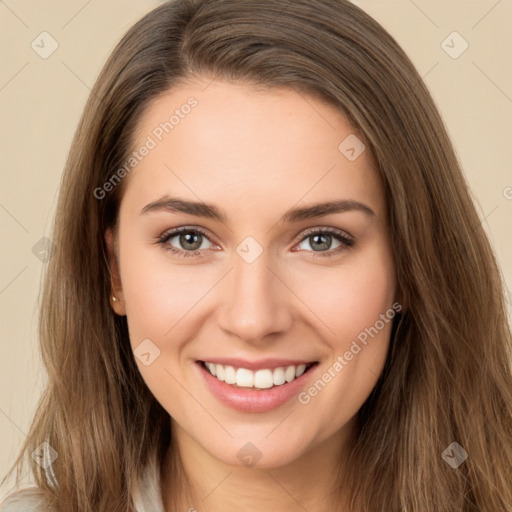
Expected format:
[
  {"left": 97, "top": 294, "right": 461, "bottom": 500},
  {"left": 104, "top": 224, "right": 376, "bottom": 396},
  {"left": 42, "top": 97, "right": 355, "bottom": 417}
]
[{"left": 217, "top": 244, "right": 292, "bottom": 342}]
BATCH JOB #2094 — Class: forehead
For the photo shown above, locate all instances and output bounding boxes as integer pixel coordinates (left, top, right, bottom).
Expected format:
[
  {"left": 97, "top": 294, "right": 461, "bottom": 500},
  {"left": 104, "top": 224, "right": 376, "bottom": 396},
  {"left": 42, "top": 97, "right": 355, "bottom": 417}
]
[{"left": 122, "top": 79, "right": 386, "bottom": 224}]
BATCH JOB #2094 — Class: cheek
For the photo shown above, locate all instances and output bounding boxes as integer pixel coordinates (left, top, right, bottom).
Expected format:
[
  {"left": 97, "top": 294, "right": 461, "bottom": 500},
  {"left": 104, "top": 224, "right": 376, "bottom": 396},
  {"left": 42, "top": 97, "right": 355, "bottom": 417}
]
[
  {"left": 290, "top": 243, "right": 396, "bottom": 435},
  {"left": 118, "top": 236, "right": 213, "bottom": 344},
  {"left": 117, "top": 238, "right": 206, "bottom": 409},
  {"left": 290, "top": 242, "right": 396, "bottom": 344}
]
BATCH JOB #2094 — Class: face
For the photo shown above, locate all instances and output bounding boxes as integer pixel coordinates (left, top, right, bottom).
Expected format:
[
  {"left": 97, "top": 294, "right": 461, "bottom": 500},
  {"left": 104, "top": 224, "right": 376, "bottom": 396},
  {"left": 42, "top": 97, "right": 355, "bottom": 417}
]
[{"left": 106, "top": 78, "right": 398, "bottom": 469}]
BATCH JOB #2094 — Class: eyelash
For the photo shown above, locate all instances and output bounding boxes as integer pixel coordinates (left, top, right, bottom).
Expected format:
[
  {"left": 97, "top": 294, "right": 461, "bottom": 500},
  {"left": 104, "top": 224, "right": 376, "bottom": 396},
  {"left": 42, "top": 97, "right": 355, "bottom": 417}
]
[{"left": 155, "top": 226, "right": 355, "bottom": 259}]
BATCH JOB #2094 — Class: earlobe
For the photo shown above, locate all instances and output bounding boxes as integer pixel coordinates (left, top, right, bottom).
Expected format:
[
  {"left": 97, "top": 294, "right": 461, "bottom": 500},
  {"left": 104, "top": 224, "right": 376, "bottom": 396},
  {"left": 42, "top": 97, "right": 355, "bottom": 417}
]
[{"left": 105, "top": 227, "right": 127, "bottom": 316}]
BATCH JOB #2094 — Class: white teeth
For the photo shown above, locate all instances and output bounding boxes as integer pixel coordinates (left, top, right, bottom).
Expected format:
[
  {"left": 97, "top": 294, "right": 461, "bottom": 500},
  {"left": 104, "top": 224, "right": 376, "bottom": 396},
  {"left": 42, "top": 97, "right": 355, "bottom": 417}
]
[
  {"left": 284, "top": 365, "right": 296, "bottom": 382},
  {"left": 224, "top": 365, "right": 236, "bottom": 385},
  {"left": 295, "top": 364, "right": 306, "bottom": 377},
  {"left": 203, "top": 362, "right": 313, "bottom": 389},
  {"left": 254, "top": 369, "right": 273, "bottom": 389},
  {"left": 273, "top": 367, "right": 285, "bottom": 385},
  {"left": 216, "top": 364, "right": 225, "bottom": 382},
  {"left": 236, "top": 368, "right": 254, "bottom": 387},
  {"left": 206, "top": 362, "right": 216, "bottom": 376}
]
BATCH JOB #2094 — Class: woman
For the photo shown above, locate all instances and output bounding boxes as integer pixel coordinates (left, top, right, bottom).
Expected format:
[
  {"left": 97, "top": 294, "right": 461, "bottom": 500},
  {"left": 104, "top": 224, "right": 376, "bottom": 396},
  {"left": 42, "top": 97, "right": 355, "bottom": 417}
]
[{"left": 1, "top": 0, "right": 511, "bottom": 510}]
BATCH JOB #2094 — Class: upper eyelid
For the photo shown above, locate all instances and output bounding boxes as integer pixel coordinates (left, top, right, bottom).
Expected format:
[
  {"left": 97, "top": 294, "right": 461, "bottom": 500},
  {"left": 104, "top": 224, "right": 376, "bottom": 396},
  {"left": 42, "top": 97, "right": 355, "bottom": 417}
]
[{"left": 298, "top": 226, "right": 353, "bottom": 241}]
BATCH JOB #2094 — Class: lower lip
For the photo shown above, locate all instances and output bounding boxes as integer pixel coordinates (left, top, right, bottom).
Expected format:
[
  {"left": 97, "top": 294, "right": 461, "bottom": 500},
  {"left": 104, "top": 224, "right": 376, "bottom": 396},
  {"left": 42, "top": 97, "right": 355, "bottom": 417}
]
[{"left": 196, "top": 361, "right": 317, "bottom": 413}]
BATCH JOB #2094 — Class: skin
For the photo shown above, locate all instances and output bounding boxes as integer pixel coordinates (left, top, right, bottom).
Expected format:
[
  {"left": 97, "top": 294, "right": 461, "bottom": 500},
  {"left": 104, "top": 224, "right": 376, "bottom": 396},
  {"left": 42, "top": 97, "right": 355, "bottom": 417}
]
[{"left": 105, "top": 78, "right": 398, "bottom": 511}]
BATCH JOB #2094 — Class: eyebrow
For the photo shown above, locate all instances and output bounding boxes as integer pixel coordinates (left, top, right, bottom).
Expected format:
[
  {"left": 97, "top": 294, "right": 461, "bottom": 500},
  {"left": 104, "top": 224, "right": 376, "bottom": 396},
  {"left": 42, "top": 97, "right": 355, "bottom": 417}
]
[{"left": 140, "top": 196, "right": 376, "bottom": 223}]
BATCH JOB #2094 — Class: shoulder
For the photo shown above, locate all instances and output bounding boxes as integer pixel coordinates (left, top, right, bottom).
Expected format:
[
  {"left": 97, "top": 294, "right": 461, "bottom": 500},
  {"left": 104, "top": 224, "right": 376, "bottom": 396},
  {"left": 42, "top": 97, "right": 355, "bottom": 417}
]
[
  {"left": 132, "top": 454, "right": 166, "bottom": 512},
  {"left": 0, "top": 488, "right": 49, "bottom": 512},
  {"left": 1, "top": 456, "right": 164, "bottom": 512}
]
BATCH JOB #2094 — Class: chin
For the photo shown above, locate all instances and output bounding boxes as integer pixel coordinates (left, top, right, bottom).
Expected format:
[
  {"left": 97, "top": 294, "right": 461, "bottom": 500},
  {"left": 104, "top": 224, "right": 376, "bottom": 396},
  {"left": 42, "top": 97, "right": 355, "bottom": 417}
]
[{"left": 203, "top": 434, "right": 313, "bottom": 470}]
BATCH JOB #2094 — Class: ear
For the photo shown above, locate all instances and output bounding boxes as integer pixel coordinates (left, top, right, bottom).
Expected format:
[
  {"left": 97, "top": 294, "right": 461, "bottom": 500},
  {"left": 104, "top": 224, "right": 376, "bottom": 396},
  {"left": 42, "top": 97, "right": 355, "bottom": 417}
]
[{"left": 105, "top": 227, "right": 126, "bottom": 316}]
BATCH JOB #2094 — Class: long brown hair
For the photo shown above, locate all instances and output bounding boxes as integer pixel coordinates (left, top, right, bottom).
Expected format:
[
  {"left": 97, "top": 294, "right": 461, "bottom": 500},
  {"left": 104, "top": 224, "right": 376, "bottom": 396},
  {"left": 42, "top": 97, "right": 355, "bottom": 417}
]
[{"left": 2, "top": 0, "right": 511, "bottom": 510}]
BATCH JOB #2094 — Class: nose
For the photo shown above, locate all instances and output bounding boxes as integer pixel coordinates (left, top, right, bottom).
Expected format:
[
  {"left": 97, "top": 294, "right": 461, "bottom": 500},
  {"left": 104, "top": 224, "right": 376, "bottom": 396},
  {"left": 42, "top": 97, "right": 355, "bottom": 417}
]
[{"left": 216, "top": 248, "right": 293, "bottom": 343}]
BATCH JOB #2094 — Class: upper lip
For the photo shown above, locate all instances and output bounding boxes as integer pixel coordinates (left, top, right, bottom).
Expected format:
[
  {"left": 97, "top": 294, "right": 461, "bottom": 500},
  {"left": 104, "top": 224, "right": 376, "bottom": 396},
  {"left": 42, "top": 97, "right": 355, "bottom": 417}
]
[{"left": 197, "top": 358, "right": 318, "bottom": 371}]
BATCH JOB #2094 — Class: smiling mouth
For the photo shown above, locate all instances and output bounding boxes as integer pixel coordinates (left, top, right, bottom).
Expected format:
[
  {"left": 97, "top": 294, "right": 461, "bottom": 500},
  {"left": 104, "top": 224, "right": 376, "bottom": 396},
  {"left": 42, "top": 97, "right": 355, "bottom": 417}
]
[{"left": 199, "top": 361, "right": 319, "bottom": 390}]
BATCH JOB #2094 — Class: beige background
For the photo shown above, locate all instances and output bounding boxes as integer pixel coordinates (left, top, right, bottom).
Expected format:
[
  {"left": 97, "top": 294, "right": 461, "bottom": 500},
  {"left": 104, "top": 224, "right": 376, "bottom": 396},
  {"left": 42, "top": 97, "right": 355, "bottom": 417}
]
[{"left": 1, "top": 0, "right": 511, "bottom": 498}]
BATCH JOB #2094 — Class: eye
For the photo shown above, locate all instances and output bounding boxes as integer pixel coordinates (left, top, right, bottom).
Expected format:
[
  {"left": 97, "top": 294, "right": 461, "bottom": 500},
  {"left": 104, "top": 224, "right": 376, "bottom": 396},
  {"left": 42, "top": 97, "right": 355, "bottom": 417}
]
[
  {"left": 156, "top": 227, "right": 218, "bottom": 257},
  {"left": 293, "top": 228, "right": 354, "bottom": 257},
  {"left": 155, "top": 226, "right": 354, "bottom": 259}
]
